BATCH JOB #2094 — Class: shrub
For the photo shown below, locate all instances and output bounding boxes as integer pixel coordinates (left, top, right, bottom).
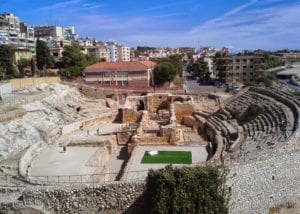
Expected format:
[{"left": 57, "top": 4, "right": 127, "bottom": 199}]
[{"left": 145, "top": 165, "right": 230, "bottom": 214}]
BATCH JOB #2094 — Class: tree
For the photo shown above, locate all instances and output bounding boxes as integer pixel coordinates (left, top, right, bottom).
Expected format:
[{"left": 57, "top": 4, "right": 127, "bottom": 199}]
[
  {"left": 153, "top": 62, "right": 177, "bottom": 86},
  {"left": 36, "top": 39, "right": 52, "bottom": 74},
  {"left": 60, "top": 45, "right": 87, "bottom": 77},
  {"left": 17, "top": 58, "right": 31, "bottom": 75},
  {"left": 30, "top": 58, "right": 35, "bottom": 76},
  {"left": 159, "top": 55, "right": 183, "bottom": 76},
  {"left": 0, "top": 45, "right": 14, "bottom": 77},
  {"left": 191, "top": 61, "right": 209, "bottom": 79},
  {"left": 145, "top": 165, "right": 229, "bottom": 214}
]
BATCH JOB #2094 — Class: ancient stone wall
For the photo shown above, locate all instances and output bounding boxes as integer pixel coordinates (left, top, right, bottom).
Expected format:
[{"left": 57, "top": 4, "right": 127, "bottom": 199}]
[
  {"left": 121, "top": 108, "right": 142, "bottom": 123},
  {"left": 1, "top": 149, "right": 298, "bottom": 214},
  {"left": 9, "top": 77, "right": 60, "bottom": 91},
  {"left": 182, "top": 116, "right": 200, "bottom": 129},
  {"left": 62, "top": 112, "right": 117, "bottom": 135},
  {"left": 128, "top": 79, "right": 149, "bottom": 88},
  {"left": 222, "top": 87, "right": 250, "bottom": 107},
  {"left": 146, "top": 93, "right": 169, "bottom": 114},
  {"left": 227, "top": 151, "right": 300, "bottom": 214},
  {"left": 0, "top": 182, "right": 146, "bottom": 214},
  {"left": 174, "top": 103, "right": 194, "bottom": 123},
  {"left": 250, "top": 87, "right": 299, "bottom": 131}
]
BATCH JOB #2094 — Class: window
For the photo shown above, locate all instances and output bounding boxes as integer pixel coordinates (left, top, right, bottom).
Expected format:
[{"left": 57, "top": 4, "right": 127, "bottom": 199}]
[
  {"left": 243, "top": 66, "right": 247, "bottom": 69},
  {"left": 236, "top": 59, "right": 240, "bottom": 62},
  {"left": 236, "top": 66, "right": 240, "bottom": 69}
]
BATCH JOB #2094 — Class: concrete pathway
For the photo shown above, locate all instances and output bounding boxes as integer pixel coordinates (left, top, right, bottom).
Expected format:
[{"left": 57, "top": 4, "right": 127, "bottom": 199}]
[
  {"left": 28, "top": 146, "right": 102, "bottom": 183},
  {"left": 123, "top": 145, "right": 208, "bottom": 181}
]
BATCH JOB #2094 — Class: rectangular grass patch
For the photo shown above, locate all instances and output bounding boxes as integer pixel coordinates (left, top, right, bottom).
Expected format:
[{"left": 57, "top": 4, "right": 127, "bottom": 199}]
[{"left": 141, "top": 151, "right": 192, "bottom": 164}]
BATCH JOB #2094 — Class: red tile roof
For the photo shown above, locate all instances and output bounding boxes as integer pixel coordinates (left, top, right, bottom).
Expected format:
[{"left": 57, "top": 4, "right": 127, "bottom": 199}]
[{"left": 85, "top": 61, "right": 156, "bottom": 72}]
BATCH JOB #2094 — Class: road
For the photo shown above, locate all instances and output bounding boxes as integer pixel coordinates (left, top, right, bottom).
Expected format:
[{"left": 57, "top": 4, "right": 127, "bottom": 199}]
[{"left": 183, "top": 66, "right": 229, "bottom": 96}]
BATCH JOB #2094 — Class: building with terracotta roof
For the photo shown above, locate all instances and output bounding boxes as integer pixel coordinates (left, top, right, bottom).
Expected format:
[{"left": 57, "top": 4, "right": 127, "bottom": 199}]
[{"left": 84, "top": 61, "right": 156, "bottom": 88}]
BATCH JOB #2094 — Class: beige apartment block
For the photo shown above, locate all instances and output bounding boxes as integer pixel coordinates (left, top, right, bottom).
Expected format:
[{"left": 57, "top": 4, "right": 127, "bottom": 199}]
[{"left": 215, "top": 55, "right": 264, "bottom": 85}]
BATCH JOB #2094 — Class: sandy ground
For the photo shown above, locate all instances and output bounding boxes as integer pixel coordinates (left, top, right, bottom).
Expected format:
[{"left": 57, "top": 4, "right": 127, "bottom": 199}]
[
  {"left": 123, "top": 145, "right": 208, "bottom": 181},
  {"left": 28, "top": 146, "right": 103, "bottom": 183}
]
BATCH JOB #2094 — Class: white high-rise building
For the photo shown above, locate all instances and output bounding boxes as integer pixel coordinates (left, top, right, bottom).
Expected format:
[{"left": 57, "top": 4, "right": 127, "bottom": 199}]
[
  {"left": 107, "top": 43, "right": 118, "bottom": 62},
  {"left": 117, "top": 45, "right": 131, "bottom": 61},
  {"left": 0, "top": 13, "right": 35, "bottom": 53}
]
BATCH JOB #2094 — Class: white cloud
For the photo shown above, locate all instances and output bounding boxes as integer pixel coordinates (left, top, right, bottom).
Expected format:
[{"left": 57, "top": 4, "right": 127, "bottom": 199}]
[
  {"left": 39, "top": 0, "right": 84, "bottom": 10},
  {"left": 186, "top": 2, "right": 300, "bottom": 50},
  {"left": 35, "top": 0, "right": 300, "bottom": 49}
]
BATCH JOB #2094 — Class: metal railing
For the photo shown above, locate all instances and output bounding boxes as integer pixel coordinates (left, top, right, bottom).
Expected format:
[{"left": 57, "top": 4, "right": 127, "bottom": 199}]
[{"left": 21, "top": 170, "right": 149, "bottom": 186}]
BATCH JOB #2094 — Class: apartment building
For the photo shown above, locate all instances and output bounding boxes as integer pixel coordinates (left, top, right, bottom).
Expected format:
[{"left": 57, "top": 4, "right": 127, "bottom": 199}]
[
  {"left": 20, "top": 23, "right": 35, "bottom": 53},
  {"left": 0, "top": 13, "right": 35, "bottom": 53},
  {"left": 107, "top": 43, "right": 118, "bottom": 62},
  {"left": 215, "top": 55, "right": 264, "bottom": 85},
  {"left": 117, "top": 45, "right": 131, "bottom": 61},
  {"left": 99, "top": 45, "right": 110, "bottom": 61},
  {"left": 34, "top": 26, "right": 64, "bottom": 40}
]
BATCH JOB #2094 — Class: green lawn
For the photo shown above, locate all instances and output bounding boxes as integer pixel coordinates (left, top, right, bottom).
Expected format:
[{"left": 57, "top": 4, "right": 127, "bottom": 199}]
[{"left": 141, "top": 151, "right": 192, "bottom": 164}]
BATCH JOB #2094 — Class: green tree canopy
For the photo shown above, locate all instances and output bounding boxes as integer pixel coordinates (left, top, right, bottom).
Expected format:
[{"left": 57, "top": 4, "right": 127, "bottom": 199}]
[
  {"left": 159, "top": 55, "right": 183, "bottom": 76},
  {"left": 0, "top": 45, "right": 14, "bottom": 76},
  {"left": 145, "top": 165, "right": 229, "bottom": 214},
  {"left": 60, "top": 45, "right": 87, "bottom": 77},
  {"left": 153, "top": 62, "right": 177, "bottom": 86},
  {"left": 30, "top": 58, "right": 35, "bottom": 76},
  {"left": 36, "top": 39, "right": 53, "bottom": 71},
  {"left": 17, "top": 58, "right": 31, "bottom": 75},
  {"left": 191, "top": 61, "right": 209, "bottom": 79}
]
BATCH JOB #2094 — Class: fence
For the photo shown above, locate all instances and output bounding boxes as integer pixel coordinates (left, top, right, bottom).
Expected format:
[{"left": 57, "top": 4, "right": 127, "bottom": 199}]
[{"left": 0, "top": 170, "right": 149, "bottom": 187}]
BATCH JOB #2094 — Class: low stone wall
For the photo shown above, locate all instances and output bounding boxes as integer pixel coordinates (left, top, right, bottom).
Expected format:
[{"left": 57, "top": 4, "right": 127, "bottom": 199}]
[
  {"left": 9, "top": 77, "right": 60, "bottom": 91},
  {"left": 19, "top": 142, "right": 45, "bottom": 178},
  {"left": 2, "top": 150, "right": 298, "bottom": 214},
  {"left": 0, "top": 182, "right": 146, "bottom": 214},
  {"left": 62, "top": 112, "right": 117, "bottom": 135}
]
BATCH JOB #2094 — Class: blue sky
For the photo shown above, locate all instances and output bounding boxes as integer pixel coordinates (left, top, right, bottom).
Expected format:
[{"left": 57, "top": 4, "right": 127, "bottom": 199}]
[{"left": 1, "top": 0, "right": 300, "bottom": 50}]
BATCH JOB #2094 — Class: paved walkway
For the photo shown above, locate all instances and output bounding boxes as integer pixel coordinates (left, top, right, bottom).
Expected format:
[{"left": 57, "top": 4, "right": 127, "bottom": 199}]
[
  {"left": 28, "top": 146, "right": 103, "bottom": 183},
  {"left": 123, "top": 145, "right": 208, "bottom": 181}
]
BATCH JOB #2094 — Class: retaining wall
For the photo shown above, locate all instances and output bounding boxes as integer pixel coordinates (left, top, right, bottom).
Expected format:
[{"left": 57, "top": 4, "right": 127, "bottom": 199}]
[
  {"left": 9, "top": 77, "right": 60, "bottom": 91},
  {"left": 2, "top": 148, "right": 299, "bottom": 214},
  {"left": 19, "top": 142, "right": 45, "bottom": 178},
  {"left": 62, "top": 112, "right": 117, "bottom": 135}
]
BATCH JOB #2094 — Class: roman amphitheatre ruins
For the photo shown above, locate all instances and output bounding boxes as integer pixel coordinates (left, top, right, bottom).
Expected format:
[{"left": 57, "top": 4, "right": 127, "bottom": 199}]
[{"left": 0, "top": 79, "right": 299, "bottom": 213}]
